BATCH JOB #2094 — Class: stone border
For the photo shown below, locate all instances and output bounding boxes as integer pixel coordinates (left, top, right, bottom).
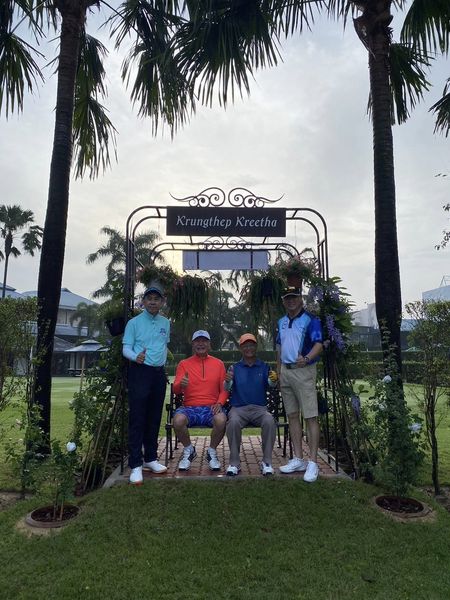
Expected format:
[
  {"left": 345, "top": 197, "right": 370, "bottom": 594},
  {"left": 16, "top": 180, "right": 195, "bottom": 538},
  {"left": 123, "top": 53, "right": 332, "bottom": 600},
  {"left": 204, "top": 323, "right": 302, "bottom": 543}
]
[{"left": 371, "top": 495, "right": 436, "bottom": 523}]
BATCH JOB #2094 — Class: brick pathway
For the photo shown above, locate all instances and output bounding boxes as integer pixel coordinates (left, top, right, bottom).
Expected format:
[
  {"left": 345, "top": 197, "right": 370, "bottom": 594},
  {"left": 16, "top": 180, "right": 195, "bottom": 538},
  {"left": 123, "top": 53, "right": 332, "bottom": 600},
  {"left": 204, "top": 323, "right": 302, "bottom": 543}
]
[{"left": 115, "top": 435, "right": 338, "bottom": 483}]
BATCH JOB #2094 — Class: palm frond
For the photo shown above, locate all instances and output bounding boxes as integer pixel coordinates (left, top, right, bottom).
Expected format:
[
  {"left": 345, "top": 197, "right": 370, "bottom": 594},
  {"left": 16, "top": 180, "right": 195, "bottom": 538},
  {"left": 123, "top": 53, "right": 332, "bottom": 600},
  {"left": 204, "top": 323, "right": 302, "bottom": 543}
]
[
  {"left": 401, "top": 0, "right": 450, "bottom": 55},
  {"left": 430, "top": 78, "right": 450, "bottom": 136},
  {"left": 389, "top": 42, "right": 431, "bottom": 124},
  {"left": 73, "top": 32, "right": 117, "bottom": 179},
  {"left": 176, "top": 0, "right": 281, "bottom": 107},
  {"left": 0, "top": 27, "right": 44, "bottom": 116},
  {"left": 111, "top": 0, "right": 192, "bottom": 134}
]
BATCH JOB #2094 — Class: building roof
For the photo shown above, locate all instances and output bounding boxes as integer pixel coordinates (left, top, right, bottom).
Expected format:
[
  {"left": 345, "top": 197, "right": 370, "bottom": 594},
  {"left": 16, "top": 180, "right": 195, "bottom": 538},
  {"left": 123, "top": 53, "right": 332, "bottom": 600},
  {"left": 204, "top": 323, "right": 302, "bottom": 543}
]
[
  {"left": 21, "top": 287, "right": 97, "bottom": 309},
  {"left": 54, "top": 337, "right": 76, "bottom": 352},
  {"left": 2, "top": 284, "right": 26, "bottom": 299}
]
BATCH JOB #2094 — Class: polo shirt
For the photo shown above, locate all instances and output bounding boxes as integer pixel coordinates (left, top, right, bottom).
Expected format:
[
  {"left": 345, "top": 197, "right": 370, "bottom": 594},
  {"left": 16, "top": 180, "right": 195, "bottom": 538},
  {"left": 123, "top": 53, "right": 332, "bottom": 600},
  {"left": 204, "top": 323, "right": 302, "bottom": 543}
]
[
  {"left": 276, "top": 309, "right": 322, "bottom": 364},
  {"left": 173, "top": 354, "right": 228, "bottom": 406},
  {"left": 228, "top": 359, "right": 270, "bottom": 408},
  {"left": 122, "top": 311, "right": 170, "bottom": 366}
]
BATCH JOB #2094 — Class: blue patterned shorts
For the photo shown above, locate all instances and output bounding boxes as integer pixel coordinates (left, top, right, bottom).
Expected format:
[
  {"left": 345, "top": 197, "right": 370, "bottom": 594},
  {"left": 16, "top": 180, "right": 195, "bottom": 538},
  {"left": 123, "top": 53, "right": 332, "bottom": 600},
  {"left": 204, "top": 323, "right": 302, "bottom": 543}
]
[{"left": 174, "top": 406, "right": 217, "bottom": 427}]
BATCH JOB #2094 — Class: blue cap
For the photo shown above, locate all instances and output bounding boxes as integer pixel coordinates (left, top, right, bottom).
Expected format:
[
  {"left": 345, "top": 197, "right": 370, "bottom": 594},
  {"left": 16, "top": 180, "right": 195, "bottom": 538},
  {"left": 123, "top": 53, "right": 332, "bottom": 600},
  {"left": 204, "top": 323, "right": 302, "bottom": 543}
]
[{"left": 143, "top": 281, "right": 164, "bottom": 298}]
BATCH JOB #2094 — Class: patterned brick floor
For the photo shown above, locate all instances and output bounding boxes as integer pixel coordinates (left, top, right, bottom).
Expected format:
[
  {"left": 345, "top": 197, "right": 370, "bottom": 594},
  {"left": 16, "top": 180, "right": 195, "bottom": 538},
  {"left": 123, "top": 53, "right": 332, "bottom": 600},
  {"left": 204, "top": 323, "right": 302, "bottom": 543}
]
[{"left": 114, "top": 435, "right": 339, "bottom": 483}]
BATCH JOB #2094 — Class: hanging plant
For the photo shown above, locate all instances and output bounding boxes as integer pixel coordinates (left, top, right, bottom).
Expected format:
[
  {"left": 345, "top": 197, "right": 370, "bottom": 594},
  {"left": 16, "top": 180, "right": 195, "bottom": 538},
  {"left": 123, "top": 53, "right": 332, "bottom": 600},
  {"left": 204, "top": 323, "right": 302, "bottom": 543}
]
[
  {"left": 169, "top": 275, "right": 209, "bottom": 321},
  {"left": 136, "top": 264, "right": 178, "bottom": 289},
  {"left": 274, "top": 251, "right": 319, "bottom": 288},
  {"left": 241, "top": 267, "right": 285, "bottom": 326}
]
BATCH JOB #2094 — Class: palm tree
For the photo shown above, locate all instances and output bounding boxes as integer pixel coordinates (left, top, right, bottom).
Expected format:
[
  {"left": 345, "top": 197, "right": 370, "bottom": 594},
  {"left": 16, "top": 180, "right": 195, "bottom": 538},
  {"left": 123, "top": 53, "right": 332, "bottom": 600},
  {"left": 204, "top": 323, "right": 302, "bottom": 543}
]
[
  {"left": 87, "top": 227, "right": 163, "bottom": 300},
  {"left": 0, "top": 1, "right": 201, "bottom": 442},
  {"left": 69, "top": 301, "right": 102, "bottom": 337},
  {"left": 0, "top": 205, "right": 43, "bottom": 298}
]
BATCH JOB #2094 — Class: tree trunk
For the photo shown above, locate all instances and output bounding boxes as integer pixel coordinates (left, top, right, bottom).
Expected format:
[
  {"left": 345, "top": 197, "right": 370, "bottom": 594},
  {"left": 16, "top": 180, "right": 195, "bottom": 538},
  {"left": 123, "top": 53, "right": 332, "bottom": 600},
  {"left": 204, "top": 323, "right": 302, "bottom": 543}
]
[
  {"left": 1, "top": 250, "right": 10, "bottom": 299},
  {"left": 33, "top": 2, "right": 87, "bottom": 444},
  {"left": 364, "top": 1, "right": 403, "bottom": 376}
]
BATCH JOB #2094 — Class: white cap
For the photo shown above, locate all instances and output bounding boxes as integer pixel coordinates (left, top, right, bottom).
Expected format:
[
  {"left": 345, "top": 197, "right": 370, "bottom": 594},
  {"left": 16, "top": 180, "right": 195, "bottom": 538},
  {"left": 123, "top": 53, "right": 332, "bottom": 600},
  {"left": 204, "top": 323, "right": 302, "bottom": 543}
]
[{"left": 192, "top": 330, "right": 211, "bottom": 341}]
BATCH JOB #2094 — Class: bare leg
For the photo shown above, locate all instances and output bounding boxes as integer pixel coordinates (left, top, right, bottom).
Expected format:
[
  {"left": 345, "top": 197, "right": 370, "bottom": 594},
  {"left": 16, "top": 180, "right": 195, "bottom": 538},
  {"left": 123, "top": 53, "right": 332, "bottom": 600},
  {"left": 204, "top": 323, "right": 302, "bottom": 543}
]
[
  {"left": 305, "top": 416, "right": 319, "bottom": 462},
  {"left": 210, "top": 412, "right": 227, "bottom": 449},
  {"left": 173, "top": 413, "right": 191, "bottom": 447},
  {"left": 287, "top": 412, "right": 303, "bottom": 459}
]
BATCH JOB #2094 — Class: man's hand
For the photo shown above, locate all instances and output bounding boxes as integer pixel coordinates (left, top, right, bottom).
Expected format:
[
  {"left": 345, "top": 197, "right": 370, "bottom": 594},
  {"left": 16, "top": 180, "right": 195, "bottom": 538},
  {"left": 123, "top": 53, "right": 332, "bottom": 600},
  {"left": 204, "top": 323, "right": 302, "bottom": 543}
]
[
  {"left": 268, "top": 369, "right": 278, "bottom": 383},
  {"left": 136, "top": 348, "right": 146, "bottom": 364},
  {"left": 211, "top": 403, "right": 222, "bottom": 415},
  {"left": 225, "top": 365, "right": 234, "bottom": 383},
  {"left": 296, "top": 355, "right": 309, "bottom": 368},
  {"left": 180, "top": 371, "right": 189, "bottom": 388}
]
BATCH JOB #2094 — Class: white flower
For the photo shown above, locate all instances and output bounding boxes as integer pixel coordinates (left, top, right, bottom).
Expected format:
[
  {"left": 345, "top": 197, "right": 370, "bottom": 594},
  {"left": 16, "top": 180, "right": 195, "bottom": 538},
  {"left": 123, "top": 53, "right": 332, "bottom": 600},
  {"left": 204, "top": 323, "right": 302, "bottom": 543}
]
[
  {"left": 378, "top": 402, "right": 386, "bottom": 411},
  {"left": 66, "top": 442, "right": 77, "bottom": 453},
  {"left": 15, "top": 419, "right": 22, "bottom": 427},
  {"left": 68, "top": 399, "right": 74, "bottom": 407},
  {"left": 382, "top": 375, "right": 392, "bottom": 384},
  {"left": 409, "top": 423, "right": 422, "bottom": 433}
]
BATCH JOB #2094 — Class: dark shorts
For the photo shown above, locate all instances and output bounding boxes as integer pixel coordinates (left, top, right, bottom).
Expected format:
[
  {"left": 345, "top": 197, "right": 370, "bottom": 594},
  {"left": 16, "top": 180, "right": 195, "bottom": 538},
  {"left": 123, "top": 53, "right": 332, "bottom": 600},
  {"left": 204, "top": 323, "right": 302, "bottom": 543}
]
[{"left": 174, "top": 406, "right": 217, "bottom": 427}]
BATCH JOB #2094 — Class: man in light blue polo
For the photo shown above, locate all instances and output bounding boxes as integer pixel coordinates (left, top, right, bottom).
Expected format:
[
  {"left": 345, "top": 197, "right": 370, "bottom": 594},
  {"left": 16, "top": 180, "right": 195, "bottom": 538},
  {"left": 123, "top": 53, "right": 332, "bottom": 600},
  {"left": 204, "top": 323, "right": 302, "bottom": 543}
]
[
  {"left": 123, "top": 281, "right": 170, "bottom": 484},
  {"left": 276, "top": 286, "right": 323, "bottom": 482}
]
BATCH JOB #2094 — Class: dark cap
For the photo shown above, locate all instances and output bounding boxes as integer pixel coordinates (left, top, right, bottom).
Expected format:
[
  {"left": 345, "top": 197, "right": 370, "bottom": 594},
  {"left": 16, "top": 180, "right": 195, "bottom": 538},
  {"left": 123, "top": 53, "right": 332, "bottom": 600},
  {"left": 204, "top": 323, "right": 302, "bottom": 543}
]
[
  {"left": 143, "top": 281, "right": 164, "bottom": 298},
  {"left": 281, "top": 286, "right": 302, "bottom": 298}
]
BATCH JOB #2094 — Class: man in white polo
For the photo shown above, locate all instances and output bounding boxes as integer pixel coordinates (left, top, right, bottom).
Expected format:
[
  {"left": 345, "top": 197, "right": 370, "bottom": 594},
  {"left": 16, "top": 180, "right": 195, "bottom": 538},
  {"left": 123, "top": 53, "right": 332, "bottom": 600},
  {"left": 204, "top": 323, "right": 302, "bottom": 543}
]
[{"left": 276, "top": 286, "right": 323, "bottom": 482}]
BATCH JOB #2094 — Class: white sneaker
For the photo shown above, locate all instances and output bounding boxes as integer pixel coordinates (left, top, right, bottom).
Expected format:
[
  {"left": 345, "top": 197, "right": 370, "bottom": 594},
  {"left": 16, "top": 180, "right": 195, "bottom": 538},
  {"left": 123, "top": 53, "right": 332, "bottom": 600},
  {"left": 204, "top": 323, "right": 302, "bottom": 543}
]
[
  {"left": 129, "top": 466, "right": 143, "bottom": 485},
  {"left": 304, "top": 461, "right": 319, "bottom": 483},
  {"left": 226, "top": 464, "right": 241, "bottom": 476},
  {"left": 279, "top": 457, "right": 308, "bottom": 474},
  {"left": 143, "top": 460, "right": 167, "bottom": 474},
  {"left": 207, "top": 448, "right": 221, "bottom": 471},
  {"left": 178, "top": 447, "right": 197, "bottom": 471},
  {"left": 261, "top": 462, "right": 274, "bottom": 476}
]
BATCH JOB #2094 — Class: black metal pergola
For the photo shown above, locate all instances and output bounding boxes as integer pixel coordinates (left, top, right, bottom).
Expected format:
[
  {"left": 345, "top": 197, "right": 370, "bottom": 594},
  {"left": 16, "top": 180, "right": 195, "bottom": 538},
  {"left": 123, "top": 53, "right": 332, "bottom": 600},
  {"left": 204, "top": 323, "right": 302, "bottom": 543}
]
[{"left": 121, "top": 187, "right": 344, "bottom": 474}]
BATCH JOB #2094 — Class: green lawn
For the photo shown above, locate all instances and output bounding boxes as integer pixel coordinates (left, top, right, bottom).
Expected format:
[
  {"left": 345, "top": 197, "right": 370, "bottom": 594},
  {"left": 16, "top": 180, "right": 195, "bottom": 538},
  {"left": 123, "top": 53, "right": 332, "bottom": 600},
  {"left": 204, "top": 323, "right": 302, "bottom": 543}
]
[{"left": 1, "top": 479, "right": 450, "bottom": 599}]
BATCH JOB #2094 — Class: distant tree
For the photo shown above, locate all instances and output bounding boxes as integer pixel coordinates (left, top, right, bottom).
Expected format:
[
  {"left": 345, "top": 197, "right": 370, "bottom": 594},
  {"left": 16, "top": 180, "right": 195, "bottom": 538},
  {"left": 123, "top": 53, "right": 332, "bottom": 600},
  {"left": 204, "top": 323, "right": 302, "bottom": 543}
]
[
  {"left": 405, "top": 300, "right": 450, "bottom": 495},
  {"left": 436, "top": 202, "right": 450, "bottom": 250},
  {"left": 87, "top": 227, "right": 163, "bottom": 300},
  {"left": 69, "top": 301, "right": 102, "bottom": 338},
  {"left": 0, "top": 205, "right": 43, "bottom": 298}
]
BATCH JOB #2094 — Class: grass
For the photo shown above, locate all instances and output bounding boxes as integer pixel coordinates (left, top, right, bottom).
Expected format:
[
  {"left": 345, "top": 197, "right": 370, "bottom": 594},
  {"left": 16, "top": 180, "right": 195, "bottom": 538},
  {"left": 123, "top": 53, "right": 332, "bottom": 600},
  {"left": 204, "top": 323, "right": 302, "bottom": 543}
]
[{"left": 1, "top": 478, "right": 450, "bottom": 599}]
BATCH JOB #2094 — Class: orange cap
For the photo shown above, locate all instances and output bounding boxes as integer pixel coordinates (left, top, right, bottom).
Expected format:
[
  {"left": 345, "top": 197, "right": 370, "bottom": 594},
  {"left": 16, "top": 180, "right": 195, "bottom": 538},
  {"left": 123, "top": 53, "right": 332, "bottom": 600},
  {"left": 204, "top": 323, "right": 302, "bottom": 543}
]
[{"left": 239, "top": 333, "right": 257, "bottom": 346}]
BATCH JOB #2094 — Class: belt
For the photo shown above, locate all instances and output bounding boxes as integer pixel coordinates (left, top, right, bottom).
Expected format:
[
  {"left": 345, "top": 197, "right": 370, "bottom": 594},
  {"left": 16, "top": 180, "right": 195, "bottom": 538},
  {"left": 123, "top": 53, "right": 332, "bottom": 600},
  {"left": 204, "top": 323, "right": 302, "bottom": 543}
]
[
  {"left": 140, "top": 364, "right": 164, "bottom": 370},
  {"left": 283, "top": 363, "right": 300, "bottom": 370}
]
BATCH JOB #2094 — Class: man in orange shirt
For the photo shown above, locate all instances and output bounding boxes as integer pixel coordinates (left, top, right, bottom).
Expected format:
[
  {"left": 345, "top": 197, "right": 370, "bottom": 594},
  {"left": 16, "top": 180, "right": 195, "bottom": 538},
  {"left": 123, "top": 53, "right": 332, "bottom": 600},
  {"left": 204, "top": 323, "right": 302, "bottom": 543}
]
[{"left": 173, "top": 330, "right": 228, "bottom": 471}]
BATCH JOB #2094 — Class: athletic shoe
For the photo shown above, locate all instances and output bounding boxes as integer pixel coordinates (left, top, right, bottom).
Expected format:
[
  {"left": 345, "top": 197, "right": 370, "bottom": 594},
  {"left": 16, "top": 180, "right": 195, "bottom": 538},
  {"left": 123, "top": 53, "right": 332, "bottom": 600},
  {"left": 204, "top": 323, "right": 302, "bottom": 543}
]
[
  {"left": 207, "top": 448, "right": 221, "bottom": 471},
  {"left": 303, "top": 460, "right": 319, "bottom": 483},
  {"left": 260, "top": 462, "right": 274, "bottom": 476},
  {"left": 178, "top": 447, "right": 197, "bottom": 471},
  {"left": 129, "top": 466, "right": 143, "bottom": 485},
  {"left": 279, "top": 457, "right": 308, "bottom": 474},
  {"left": 143, "top": 460, "right": 167, "bottom": 474},
  {"left": 226, "top": 464, "right": 241, "bottom": 476}
]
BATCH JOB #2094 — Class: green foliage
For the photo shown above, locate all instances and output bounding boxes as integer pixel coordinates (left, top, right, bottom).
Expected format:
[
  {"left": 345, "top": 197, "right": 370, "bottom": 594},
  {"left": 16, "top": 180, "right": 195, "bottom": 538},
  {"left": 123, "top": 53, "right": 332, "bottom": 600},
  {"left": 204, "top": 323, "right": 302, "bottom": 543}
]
[
  {"left": 405, "top": 300, "right": 450, "bottom": 493},
  {"left": 356, "top": 342, "right": 425, "bottom": 495},
  {"left": 0, "top": 297, "right": 37, "bottom": 411},
  {"left": 71, "top": 337, "right": 125, "bottom": 491},
  {"left": 32, "top": 439, "right": 79, "bottom": 521}
]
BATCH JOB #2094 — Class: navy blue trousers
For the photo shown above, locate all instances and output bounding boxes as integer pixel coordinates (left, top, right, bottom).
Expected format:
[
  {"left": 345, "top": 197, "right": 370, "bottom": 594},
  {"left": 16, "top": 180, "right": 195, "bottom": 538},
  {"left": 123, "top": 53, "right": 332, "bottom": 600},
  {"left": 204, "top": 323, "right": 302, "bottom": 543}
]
[{"left": 127, "top": 363, "right": 167, "bottom": 469}]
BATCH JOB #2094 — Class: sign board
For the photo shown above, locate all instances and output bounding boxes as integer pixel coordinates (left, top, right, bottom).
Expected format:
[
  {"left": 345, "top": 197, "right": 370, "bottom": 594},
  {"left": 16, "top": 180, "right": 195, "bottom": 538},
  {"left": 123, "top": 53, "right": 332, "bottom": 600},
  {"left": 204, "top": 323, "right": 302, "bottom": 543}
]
[
  {"left": 167, "top": 207, "right": 286, "bottom": 237},
  {"left": 183, "top": 250, "right": 269, "bottom": 271}
]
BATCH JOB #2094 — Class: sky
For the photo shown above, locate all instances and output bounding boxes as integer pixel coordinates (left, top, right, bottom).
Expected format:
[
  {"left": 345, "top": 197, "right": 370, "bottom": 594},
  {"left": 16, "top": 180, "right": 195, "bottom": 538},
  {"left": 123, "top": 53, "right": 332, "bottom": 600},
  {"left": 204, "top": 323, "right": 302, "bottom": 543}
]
[{"left": 1, "top": 6, "right": 449, "bottom": 311}]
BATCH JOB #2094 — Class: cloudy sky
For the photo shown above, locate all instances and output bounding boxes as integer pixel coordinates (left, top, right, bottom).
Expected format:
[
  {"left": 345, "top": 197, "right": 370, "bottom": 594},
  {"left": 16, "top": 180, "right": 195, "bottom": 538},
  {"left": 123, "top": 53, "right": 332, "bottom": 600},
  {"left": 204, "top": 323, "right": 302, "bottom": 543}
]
[{"left": 1, "top": 6, "right": 448, "bottom": 310}]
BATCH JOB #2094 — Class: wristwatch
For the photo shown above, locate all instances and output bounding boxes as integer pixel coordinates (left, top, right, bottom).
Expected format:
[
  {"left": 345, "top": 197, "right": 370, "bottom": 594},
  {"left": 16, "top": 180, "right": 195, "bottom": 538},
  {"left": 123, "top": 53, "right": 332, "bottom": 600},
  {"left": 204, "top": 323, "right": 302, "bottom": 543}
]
[{"left": 304, "top": 355, "right": 311, "bottom": 363}]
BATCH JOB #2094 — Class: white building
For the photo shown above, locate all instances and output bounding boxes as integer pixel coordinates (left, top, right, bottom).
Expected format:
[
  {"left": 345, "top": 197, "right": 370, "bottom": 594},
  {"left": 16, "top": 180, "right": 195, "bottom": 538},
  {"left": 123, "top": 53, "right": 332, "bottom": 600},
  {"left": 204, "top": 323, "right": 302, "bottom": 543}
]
[{"left": 422, "top": 277, "right": 450, "bottom": 302}]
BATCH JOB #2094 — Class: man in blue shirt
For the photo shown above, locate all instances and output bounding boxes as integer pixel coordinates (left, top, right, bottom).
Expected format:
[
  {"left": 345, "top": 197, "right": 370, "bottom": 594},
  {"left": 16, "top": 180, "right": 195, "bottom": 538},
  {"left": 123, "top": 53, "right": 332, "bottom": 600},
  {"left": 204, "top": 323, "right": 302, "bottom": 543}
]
[
  {"left": 122, "top": 281, "right": 170, "bottom": 484},
  {"left": 225, "top": 333, "right": 277, "bottom": 476},
  {"left": 276, "top": 286, "right": 323, "bottom": 482}
]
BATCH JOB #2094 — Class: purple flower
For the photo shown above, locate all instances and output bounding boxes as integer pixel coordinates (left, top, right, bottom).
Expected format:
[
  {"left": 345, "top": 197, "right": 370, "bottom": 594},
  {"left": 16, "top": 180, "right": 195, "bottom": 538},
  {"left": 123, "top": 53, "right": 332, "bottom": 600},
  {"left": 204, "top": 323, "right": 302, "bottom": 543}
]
[
  {"left": 351, "top": 395, "right": 361, "bottom": 420},
  {"left": 325, "top": 315, "right": 346, "bottom": 351}
]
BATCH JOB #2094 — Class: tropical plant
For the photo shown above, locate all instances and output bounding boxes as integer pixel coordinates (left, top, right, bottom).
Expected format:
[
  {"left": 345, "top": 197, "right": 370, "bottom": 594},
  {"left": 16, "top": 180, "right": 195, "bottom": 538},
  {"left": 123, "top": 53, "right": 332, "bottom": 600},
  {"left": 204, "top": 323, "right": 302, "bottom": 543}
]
[
  {"left": 405, "top": 300, "right": 450, "bottom": 495},
  {"left": 69, "top": 301, "right": 102, "bottom": 337},
  {"left": 87, "top": 227, "right": 164, "bottom": 300},
  {"left": 0, "top": 205, "right": 43, "bottom": 298},
  {"left": 436, "top": 201, "right": 450, "bottom": 250}
]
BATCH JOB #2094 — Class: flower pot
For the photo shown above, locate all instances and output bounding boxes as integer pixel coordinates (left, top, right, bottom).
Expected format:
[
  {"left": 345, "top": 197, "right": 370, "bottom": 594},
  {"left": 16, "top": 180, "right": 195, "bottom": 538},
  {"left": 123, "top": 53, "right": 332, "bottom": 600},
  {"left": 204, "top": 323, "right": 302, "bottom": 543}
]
[
  {"left": 106, "top": 317, "right": 125, "bottom": 337},
  {"left": 25, "top": 504, "right": 80, "bottom": 529}
]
